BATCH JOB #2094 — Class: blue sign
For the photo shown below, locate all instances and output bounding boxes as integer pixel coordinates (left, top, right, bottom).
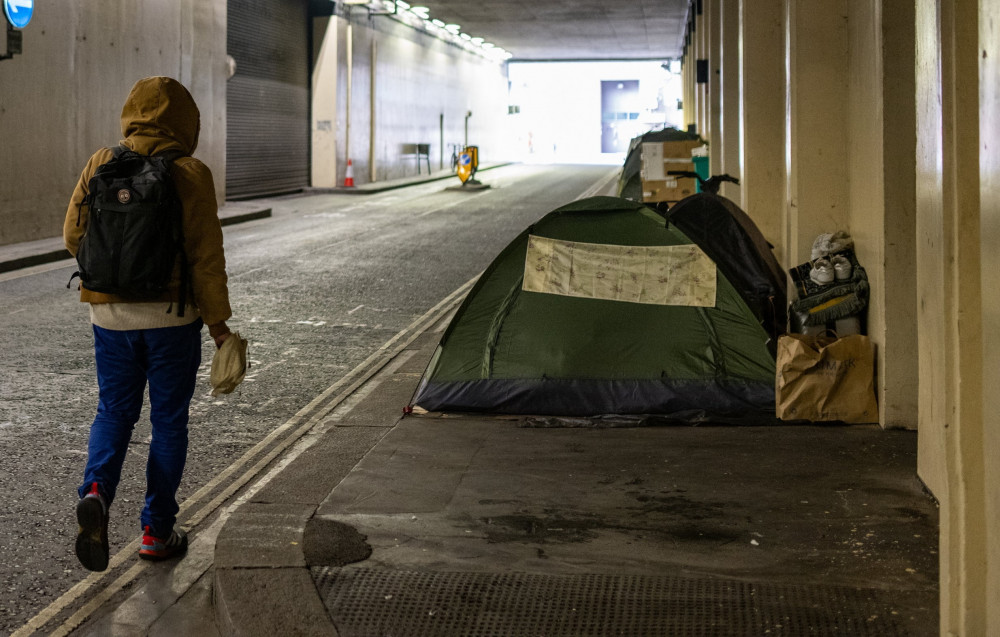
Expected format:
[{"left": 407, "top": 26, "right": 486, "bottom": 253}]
[
  {"left": 4, "top": 0, "right": 32, "bottom": 28},
  {"left": 459, "top": 153, "right": 471, "bottom": 166}
]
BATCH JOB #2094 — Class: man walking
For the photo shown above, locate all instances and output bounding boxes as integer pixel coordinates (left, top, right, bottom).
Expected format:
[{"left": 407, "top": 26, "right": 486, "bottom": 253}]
[{"left": 64, "top": 76, "right": 232, "bottom": 571}]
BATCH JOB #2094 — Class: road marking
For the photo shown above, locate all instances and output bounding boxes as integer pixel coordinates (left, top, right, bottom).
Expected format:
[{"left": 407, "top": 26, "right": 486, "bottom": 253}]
[
  {"left": 13, "top": 274, "right": 479, "bottom": 637},
  {"left": 229, "top": 266, "right": 268, "bottom": 279},
  {"left": 574, "top": 167, "right": 621, "bottom": 200},
  {"left": 412, "top": 189, "right": 493, "bottom": 219}
]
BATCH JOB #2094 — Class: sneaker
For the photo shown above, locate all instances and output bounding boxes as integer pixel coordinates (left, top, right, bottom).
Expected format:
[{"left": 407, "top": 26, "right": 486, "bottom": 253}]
[
  {"left": 75, "top": 482, "right": 109, "bottom": 572},
  {"left": 139, "top": 526, "right": 188, "bottom": 561},
  {"left": 832, "top": 255, "right": 853, "bottom": 281},
  {"left": 809, "top": 258, "right": 834, "bottom": 285}
]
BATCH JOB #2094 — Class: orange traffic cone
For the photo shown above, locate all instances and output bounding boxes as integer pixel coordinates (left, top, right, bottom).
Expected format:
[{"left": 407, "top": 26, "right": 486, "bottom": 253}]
[{"left": 344, "top": 159, "right": 355, "bottom": 187}]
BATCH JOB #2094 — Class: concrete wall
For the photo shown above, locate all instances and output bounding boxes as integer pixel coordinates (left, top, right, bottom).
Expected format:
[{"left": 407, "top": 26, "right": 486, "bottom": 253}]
[
  {"left": 0, "top": 1, "right": 228, "bottom": 247},
  {"left": 316, "top": 12, "right": 511, "bottom": 188},
  {"left": 0, "top": 4, "right": 510, "bottom": 243}
]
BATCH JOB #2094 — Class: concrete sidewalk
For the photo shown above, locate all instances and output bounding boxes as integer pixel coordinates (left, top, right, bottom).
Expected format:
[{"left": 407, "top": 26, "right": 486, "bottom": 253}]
[{"left": 209, "top": 326, "right": 939, "bottom": 636}]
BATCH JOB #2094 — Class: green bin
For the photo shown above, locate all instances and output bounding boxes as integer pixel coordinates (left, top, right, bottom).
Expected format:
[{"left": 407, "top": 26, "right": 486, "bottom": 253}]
[{"left": 693, "top": 155, "right": 710, "bottom": 192}]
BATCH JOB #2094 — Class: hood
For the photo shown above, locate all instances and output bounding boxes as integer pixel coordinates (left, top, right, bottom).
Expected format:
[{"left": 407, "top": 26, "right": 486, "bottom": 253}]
[{"left": 119, "top": 76, "right": 200, "bottom": 156}]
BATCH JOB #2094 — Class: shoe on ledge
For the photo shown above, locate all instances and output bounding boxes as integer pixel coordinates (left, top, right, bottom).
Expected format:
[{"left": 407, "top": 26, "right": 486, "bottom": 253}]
[{"left": 139, "top": 526, "right": 188, "bottom": 561}]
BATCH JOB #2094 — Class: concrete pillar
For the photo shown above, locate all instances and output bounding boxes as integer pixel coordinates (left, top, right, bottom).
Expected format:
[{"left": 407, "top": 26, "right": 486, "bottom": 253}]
[
  {"left": 916, "top": 0, "right": 992, "bottom": 632},
  {"left": 685, "top": 14, "right": 696, "bottom": 132},
  {"left": 707, "top": 0, "right": 722, "bottom": 175},
  {"left": 871, "top": 0, "right": 918, "bottom": 431},
  {"left": 311, "top": 16, "right": 338, "bottom": 188},
  {"left": 345, "top": 23, "right": 354, "bottom": 172},
  {"left": 369, "top": 37, "right": 377, "bottom": 182},
  {"left": 940, "top": 2, "right": 985, "bottom": 634},
  {"left": 738, "top": 0, "right": 785, "bottom": 260},
  {"left": 915, "top": 0, "right": 947, "bottom": 501},
  {"left": 682, "top": 53, "right": 691, "bottom": 131},
  {"left": 718, "top": 0, "right": 741, "bottom": 202},
  {"left": 696, "top": 0, "right": 708, "bottom": 137},
  {"left": 979, "top": 0, "right": 1000, "bottom": 630},
  {"left": 784, "top": 0, "right": 850, "bottom": 266}
]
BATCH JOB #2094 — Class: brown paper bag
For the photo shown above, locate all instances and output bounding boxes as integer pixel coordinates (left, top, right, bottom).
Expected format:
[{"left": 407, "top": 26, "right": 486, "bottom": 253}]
[
  {"left": 210, "top": 331, "right": 249, "bottom": 397},
  {"left": 775, "top": 333, "right": 878, "bottom": 423}
]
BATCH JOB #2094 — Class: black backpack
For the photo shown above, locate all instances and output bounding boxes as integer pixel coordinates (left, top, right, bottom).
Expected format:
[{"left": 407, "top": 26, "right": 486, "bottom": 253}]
[{"left": 70, "top": 146, "right": 188, "bottom": 315}]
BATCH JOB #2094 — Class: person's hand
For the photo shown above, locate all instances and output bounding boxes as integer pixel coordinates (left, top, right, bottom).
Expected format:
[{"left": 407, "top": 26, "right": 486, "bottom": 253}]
[{"left": 214, "top": 332, "right": 230, "bottom": 349}]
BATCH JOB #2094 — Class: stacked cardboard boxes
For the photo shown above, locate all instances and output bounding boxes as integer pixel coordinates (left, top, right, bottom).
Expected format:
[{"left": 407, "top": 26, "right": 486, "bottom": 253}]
[{"left": 640, "top": 139, "right": 704, "bottom": 203}]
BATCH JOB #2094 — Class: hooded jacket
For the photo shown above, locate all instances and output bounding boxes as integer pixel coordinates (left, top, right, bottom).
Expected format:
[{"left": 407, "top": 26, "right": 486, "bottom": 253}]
[{"left": 64, "top": 77, "right": 231, "bottom": 337}]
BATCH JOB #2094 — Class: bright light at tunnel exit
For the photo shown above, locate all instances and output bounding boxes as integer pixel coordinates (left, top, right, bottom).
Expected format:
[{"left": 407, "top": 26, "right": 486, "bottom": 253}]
[{"left": 506, "top": 61, "right": 683, "bottom": 165}]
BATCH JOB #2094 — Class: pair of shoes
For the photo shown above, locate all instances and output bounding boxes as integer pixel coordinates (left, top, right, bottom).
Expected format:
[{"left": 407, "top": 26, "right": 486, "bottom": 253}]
[
  {"left": 810, "top": 259, "right": 834, "bottom": 285},
  {"left": 139, "top": 525, "right": 188, "bottom": 561},
  {"left": 831, "top": 255, "right": 852, "bottom": 281},
  {"left": 75, "top": 482, "right": 109, "bottom": 572}
]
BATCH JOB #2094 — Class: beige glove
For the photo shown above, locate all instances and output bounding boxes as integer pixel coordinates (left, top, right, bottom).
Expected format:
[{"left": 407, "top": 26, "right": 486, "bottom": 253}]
[{"left": 210, "top": 331, "right": 249, "bottom": 397}]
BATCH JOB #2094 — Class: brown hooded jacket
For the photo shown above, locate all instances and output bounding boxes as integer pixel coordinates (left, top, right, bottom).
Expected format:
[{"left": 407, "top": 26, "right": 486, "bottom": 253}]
[{"left": 64, "top": 77, "right": 232, "bottom": 337}]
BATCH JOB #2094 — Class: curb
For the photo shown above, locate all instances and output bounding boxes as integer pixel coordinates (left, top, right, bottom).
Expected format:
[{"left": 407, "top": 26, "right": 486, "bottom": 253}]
[
  {"left": 1, "top": 161, "right": 514, "bottom": 274},
  {"left": 0, "top": 205, "right": 272, "bottom": 274},
  {"left": 213, "top": 503, "right": 339, "bottom": 637},
  {"left": 306, "top": 162, "right": 513, "bottom": 195},
  {"left": 214, "top": 565, "right": 339, "bottom": 637}
]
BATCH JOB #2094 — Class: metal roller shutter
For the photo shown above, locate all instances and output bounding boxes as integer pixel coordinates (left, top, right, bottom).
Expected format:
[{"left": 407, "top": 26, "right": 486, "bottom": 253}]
[{"left": 227, "top": 0, "right": 310, "bottom": 198}]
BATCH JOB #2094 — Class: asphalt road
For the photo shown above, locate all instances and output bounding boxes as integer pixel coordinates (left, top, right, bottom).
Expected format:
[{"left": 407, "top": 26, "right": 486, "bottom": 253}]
[{"left": 0, "top": 163, "right": 619, "bottom": 635}]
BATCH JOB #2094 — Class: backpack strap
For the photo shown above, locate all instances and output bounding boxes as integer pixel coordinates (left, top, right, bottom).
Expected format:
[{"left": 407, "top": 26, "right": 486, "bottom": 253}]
[{"left": 154, "top": 149, "right": 190, "bottom": 317}]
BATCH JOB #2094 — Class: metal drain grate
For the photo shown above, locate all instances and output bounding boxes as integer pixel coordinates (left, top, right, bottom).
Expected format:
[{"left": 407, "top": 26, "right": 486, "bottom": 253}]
[{"left": 312, "top": 569, "right": 906, "bottom": 636}]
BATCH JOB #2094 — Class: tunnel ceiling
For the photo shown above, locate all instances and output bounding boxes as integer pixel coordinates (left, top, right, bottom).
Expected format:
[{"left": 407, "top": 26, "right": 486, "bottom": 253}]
[{"left": 390, "top": 0, "right": 690, "bottom": 61}]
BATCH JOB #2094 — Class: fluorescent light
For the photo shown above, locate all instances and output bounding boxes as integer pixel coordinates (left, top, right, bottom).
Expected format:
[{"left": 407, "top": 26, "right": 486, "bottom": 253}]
[
  {"left": 444, "top": 23, "right": 461, "bottom": 33},
  {"left": 481, "top": 42, "right": 494, "bottom": 49},
  {"left": 471, "top": 37, "right": 484, "bottom": 45},
  {"left": 432, "top": 18, "right": 445, "bottom": 27},
  {"left": 395, "top": 0, "right": 410, "bottom": 9},
  {"left": 411, "top": 5, "right": 429, "bottom": 17},
  {"left": 460, "top": 33, "right": 472, "bottom": 40}
]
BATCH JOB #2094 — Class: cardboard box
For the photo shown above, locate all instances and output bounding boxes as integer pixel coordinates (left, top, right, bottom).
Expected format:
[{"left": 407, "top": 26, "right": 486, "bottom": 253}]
[{"left": 640, "top": 140, "right": 703, "bottom": 203}]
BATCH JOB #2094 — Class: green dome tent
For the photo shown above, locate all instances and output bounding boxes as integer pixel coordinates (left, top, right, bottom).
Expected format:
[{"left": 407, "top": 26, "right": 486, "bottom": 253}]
[{"left": 410, "top": 196, "right": 784, "bottom": 421}]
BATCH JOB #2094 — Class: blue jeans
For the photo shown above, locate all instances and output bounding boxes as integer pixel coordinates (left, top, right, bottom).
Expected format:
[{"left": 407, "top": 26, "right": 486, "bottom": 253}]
[{"left": 78, "top": 320, "right": 203, "bottom": 537}]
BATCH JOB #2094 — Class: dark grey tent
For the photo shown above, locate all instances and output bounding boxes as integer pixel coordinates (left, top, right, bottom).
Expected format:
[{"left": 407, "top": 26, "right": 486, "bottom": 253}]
[{"left": 410, "top": 196, "right": 786, "bottom": 421}]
